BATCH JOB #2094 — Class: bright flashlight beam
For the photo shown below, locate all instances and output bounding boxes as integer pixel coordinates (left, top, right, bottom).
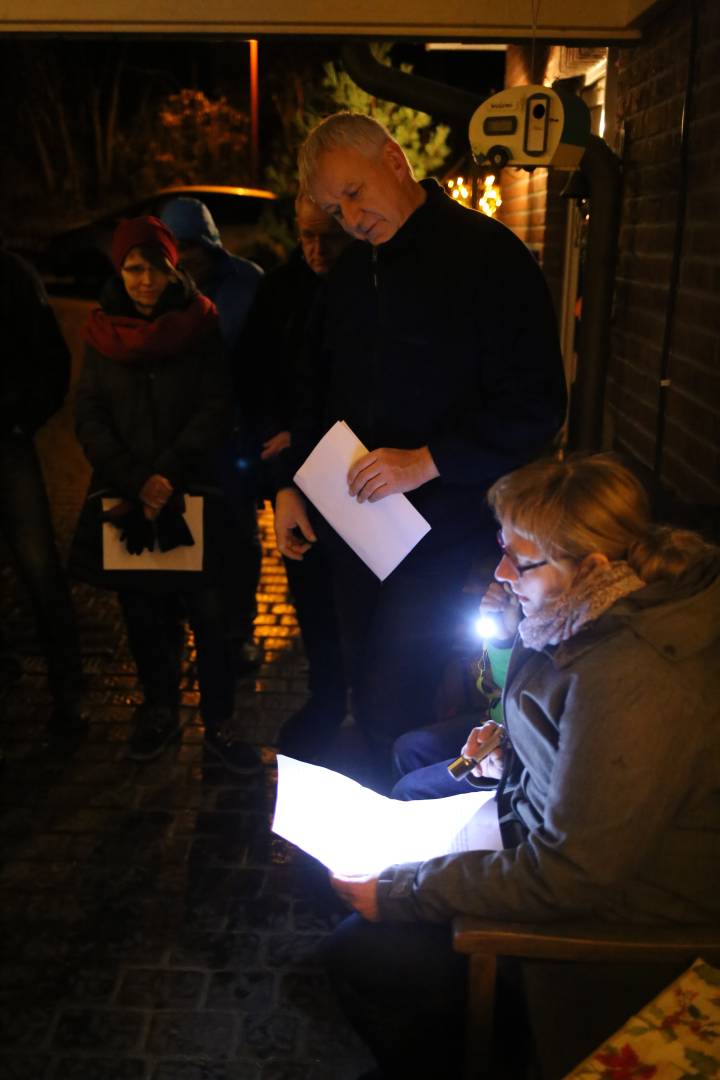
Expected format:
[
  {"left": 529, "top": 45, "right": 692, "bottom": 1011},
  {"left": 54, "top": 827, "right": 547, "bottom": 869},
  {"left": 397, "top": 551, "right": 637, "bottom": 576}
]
[{"left": 474, "top": 615, "right": 500, "bottom": 641}]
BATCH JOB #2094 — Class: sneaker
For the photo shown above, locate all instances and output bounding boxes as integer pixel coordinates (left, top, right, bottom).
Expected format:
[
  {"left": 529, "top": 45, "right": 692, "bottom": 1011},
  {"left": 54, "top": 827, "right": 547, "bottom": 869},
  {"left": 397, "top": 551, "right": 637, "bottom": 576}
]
[
  {"left": 204, "top": 724, "right": 262, "bottom": 775},
  {"left": 128, "top": 704, "right": 184, "bottom": 762}
]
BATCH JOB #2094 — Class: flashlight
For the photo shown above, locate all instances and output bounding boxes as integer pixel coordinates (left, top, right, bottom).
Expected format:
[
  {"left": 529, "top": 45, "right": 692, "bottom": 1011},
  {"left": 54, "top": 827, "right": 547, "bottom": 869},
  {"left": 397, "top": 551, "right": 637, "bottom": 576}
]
[
  {"left": 447, "top": 724, "right": 504, "bottom": 782},
  {"left": 474, "top": 613, "right": 500, "bottom": 641}
]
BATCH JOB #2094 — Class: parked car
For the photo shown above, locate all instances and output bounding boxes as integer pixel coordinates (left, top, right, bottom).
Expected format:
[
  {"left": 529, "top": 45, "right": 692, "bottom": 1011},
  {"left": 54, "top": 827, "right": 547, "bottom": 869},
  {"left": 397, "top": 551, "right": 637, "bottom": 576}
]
[{"left": 39, "top": 185, "right": 286, "bottom": 295}]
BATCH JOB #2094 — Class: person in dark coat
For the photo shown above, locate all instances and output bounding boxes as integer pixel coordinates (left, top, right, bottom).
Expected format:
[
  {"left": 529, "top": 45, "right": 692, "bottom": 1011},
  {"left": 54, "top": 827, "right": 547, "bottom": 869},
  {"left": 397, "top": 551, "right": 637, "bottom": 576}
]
[
  {"left": 160, "top": 196, "right": 265, "bottom": 676},
  {"left": 241, "top": 191, "right": 352, "bottom": 760},
  {"left": 274, "top": 112, "right": 568, "bottom": 790},
  {"left": 69, "top": 216, "right": 259, "bottom": 773},
  {"left": 0, "top": 248, "right": 84, "bottom": 737}
]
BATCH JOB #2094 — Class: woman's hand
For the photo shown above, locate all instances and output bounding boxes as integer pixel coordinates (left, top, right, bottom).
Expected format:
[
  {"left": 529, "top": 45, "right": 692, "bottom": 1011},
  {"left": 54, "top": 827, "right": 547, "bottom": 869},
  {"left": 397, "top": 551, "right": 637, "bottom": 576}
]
[
  {"left": 330, "top": 872, "right": 381, "bottom": 921},
  {"left": 461, "top": 721, "right": 504, "bottom": 779},
  {"left": 139, "top": 474, "right": 173, "bottom": 513},
  {"left": 480, "top": 582, "right": 521, "bottom": 640}
]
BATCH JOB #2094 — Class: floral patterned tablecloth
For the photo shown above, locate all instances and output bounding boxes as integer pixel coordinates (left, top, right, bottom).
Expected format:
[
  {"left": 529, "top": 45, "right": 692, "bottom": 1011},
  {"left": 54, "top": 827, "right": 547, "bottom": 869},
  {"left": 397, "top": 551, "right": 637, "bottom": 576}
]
[{"left": 563, "top": 959, "right": 720, "bottom": 1079}]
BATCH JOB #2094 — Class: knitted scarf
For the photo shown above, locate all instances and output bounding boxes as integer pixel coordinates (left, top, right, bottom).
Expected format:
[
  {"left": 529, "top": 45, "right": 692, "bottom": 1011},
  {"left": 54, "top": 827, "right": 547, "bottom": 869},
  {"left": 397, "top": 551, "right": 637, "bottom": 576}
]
[
  {"left": 518, "top": 559, "right": 645, "bottom": 651},
  {"left": 84, "top": 292, "right": 217, "bottom": 362}
]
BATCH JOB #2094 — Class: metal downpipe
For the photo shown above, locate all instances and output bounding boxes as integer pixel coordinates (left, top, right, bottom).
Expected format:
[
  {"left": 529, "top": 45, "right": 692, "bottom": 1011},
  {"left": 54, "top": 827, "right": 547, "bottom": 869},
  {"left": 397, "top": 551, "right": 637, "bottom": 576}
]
[{"left": 566, "top": 134, "right": 622, "bottom": 452}]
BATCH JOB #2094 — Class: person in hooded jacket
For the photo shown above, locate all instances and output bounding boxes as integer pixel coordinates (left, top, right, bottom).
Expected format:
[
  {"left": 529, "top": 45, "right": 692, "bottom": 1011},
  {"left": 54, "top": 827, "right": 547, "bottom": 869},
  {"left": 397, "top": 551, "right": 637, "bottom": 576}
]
[
  {"left": 325, "top": 453, "right": 720, "bottom": 1080},
  {"left": 70, "top": 216, "right": 259, "bottom": 773},
  {"left": 159, "top": 196, "right": 264, "bottom": 677}
]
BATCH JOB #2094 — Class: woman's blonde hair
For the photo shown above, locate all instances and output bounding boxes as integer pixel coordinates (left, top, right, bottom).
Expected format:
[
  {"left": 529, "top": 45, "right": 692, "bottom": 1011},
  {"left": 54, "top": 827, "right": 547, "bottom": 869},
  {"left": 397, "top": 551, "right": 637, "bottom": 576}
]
[{"left": 488, "top": 454, "right": 716, "bottom": 584}]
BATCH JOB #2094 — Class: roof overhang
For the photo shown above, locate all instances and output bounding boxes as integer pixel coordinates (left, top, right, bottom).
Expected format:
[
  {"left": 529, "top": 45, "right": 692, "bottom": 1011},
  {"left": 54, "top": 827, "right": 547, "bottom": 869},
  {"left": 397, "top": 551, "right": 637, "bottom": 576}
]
[{"left": 0, "top": 0, "right": 660, "bottom": 42}]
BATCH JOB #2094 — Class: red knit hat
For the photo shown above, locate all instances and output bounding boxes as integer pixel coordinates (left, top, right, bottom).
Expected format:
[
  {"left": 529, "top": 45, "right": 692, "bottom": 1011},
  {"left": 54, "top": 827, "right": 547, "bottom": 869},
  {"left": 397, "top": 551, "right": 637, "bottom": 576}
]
[{"left": 110, "top": 216, "right": 179, "bottom": 273}]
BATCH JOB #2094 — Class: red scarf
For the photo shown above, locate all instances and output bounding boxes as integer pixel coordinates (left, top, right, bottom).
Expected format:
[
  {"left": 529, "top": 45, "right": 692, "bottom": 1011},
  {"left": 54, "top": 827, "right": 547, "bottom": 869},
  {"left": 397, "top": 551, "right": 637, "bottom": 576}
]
[{"left": 84, "top": 294, "right": 218, "bottom": 362}]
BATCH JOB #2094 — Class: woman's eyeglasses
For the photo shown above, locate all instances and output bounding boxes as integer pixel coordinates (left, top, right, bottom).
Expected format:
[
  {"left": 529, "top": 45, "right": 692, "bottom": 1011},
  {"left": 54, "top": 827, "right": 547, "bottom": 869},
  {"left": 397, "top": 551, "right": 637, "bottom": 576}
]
[{"left": 496, "top": 531, "right": 549, "bottom": 577}]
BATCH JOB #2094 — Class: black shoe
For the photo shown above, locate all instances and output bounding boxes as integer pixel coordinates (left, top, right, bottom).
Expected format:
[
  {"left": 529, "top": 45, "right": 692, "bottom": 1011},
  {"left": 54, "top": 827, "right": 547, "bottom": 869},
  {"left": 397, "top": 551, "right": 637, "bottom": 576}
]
[
  {"left": 204, "top": 724, "right": 262, "bottom": 775},
  {"left": 128, "top": 704, "right": 184, "bottom": 762}
]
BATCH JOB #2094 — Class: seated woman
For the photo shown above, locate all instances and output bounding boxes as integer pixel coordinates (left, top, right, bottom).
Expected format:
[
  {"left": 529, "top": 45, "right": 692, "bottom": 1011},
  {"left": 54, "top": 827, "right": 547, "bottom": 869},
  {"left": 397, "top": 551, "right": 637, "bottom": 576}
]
[
  {"left": 325, "top": 453, "right": 720, "bottom": 1080},
  {"left": 70, "top": 215, "right": 259, "bottom": 773}
]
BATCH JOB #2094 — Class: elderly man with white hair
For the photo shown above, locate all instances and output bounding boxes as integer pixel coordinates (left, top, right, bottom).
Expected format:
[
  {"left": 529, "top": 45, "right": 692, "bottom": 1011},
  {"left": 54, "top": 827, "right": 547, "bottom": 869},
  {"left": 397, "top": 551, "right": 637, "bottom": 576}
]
[{"left": 274, "top": 111, "right": 567, "bottom": 789}]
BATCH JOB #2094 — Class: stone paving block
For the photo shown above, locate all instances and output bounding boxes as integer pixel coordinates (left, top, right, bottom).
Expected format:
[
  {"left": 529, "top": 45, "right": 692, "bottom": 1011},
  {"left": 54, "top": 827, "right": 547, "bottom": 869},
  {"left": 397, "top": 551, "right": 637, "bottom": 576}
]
[
  {"left": 51, "top": 1008, "right": 143, "bottom": 1052},
  {"left": 115, "top": 969, "right": 206, "bottom": 1009},
  {"left": 0, "top": 1056, "right": 52, "bottom": 1080},
  {"left": 263, "top": 934, "right": 326, "bottom": 970},
  {"left": 258, "top": 1066, "right": 312, "bottom": 1080},
  {"left": 53, "top": 1060, "right": 147, "bottom": 1080},
  {"left": 145, "top": 1010, "right": 238, "bottom": 1057},
  {"left": 0, "top": 962, "right": 117, "bottom": 1007},
  {"left": 0, "top": 1005, "right": 55, "bottom": 1048},
  {"left": 205, "top": 970, "right": 275, "bottom": 1013},
  {"left": 0, "top": 860, "right": 76, "bottom": 890},
  {"left": 303, "top": 1014, "right": 370, "bottom": 1060},
  {"left": 152, "top": 1063, "right": 259, "bottom": 1080},
  {"left": 169, "top": 930, "right": 262, "bottom": 971},
  {"left": 241, "top": 1011, "right": 299, "bottom": 1060},
  {"left": 291, "top": 896, "right": 346, "bottom": 934},
  {"left": 227, "top": 894, "right": 292, "bottom": 933}
]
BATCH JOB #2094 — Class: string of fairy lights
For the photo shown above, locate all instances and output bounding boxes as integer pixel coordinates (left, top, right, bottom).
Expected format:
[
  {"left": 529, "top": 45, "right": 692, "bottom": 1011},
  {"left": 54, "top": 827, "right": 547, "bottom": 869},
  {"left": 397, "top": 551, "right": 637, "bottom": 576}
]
[{"left": 445, "top": 173, "right": 503, "bottom": 217}]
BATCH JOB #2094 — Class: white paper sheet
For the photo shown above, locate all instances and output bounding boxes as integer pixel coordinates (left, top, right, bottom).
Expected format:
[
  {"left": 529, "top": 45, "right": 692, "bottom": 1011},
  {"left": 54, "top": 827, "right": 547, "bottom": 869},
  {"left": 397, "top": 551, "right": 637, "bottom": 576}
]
[
  {"left": 272, "top": 755, "right": 502, "bottom": 877},
  {"left": 102, "top": 496, "right": 204, "bottom": 571},
  {"left": 293, "top": 421, "right": 431, "bottom": 581}
]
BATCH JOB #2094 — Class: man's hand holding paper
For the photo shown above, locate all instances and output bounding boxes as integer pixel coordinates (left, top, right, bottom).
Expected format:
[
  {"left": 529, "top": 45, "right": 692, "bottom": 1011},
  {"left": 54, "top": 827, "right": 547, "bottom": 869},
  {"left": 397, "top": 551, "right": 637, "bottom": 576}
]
[
  {"left": 292, "top": 421, "right": 431, "bottom": 580},
  {"left": 348, "top": 446, "right": 440, "bottom": 504}
]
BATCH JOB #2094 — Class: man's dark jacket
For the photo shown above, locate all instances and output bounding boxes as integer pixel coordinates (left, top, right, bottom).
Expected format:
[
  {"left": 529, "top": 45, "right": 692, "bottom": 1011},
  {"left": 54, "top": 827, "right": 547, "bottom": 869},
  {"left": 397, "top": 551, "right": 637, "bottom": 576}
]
[
  {"left": 1, "top": 250, "right": 71, "bottom": 435},
  {"left": 286, "top": 179, "right": 567, "bottom": 556}
]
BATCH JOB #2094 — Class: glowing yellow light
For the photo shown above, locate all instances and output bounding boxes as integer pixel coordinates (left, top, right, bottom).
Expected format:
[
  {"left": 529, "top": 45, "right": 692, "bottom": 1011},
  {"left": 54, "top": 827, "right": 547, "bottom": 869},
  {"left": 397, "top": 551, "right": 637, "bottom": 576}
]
[
  {"left": 445, "top": 173, "right": 502, "bottom": 216},
  {"left": 478, "top": 173, "right": 502, "bottom": 218}
]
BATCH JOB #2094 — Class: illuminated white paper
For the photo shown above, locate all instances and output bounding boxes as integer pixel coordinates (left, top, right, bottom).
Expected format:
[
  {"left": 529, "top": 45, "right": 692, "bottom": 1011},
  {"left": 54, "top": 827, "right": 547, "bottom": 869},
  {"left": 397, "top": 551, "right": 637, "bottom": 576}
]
[
  {"left": 102, "top": 496, "right": 204, "bottom": 571},
  {"left": 293, "top": 420, "right": 431, "bottom": 581},
  {"left": 272, "top": 755, "right": 502, "bottom": 877}
]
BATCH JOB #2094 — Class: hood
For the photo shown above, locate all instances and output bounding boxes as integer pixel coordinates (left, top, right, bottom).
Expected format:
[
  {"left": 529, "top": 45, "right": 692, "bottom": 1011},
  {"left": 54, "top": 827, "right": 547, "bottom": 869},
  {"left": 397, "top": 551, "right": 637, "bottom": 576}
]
[
  {"left": 554, "top": 555, "right": 720, "bottom": 667},
  {"left": 160, "top": 197, "right": 223, "bottom": 252},
  {"left": 620, "top": 557, "right": 720, "bottom": 661}
]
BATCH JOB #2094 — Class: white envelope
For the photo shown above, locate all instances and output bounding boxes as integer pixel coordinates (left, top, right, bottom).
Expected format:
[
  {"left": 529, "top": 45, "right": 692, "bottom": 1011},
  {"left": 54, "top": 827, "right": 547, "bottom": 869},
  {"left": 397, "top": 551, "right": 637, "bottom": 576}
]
[
  {"left": 293, "top": 421, "right": 431, "bottom": 581},
  {"left": 102, "top": 495, "right": 204, "bottom": 571}
]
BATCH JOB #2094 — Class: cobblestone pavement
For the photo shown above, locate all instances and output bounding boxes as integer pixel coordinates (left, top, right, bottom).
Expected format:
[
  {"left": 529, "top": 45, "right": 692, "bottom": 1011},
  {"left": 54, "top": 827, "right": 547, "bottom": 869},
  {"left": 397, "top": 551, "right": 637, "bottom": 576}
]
[{"left": 0, "top": 300, "right": 373, "bottom": 1080}]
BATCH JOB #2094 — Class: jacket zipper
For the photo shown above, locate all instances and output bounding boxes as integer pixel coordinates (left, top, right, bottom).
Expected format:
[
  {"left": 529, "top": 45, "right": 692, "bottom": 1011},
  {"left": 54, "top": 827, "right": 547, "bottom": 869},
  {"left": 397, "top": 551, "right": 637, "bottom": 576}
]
[{"left": 368, "top": 247, "right": 379, "bottom": 445}]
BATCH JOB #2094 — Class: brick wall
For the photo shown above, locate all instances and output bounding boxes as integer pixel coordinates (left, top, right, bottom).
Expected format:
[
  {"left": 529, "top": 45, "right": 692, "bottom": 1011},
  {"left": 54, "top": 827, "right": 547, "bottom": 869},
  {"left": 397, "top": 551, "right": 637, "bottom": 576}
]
[
  {"left": 497, "top": 45, "right": 568, "bottom": 319},
  {"left": 609, "top": 0, "right": 720, "bottom": 502},
  {"left": 497, "top": 45, "right": 551, "bottom": 260}
]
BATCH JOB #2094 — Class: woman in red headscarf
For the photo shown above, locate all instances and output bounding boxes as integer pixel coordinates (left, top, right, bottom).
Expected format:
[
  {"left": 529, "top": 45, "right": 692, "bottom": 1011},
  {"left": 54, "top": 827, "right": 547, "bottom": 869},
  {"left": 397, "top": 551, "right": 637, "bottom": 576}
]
[{"left": 70, "top": 216, "right": 260, "bottom": 773}]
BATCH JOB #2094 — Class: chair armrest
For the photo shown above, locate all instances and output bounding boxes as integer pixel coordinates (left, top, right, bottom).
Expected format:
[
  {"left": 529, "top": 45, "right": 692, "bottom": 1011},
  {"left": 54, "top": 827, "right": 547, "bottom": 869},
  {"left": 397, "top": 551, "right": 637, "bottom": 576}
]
[{"left": 453, "top": 916, "right": 720, "bottom": 964}]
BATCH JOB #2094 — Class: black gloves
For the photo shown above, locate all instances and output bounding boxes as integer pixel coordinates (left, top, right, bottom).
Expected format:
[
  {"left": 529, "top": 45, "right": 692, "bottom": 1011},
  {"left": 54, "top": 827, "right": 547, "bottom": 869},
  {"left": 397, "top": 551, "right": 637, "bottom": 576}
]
[
  {"left": 102, "top": 495, "right": 194, "bottom": 555},
  {"left": 156, "top": 497, "right": 195, "bottom": 553},
  {"left": 117, "top": 503, "right": 155, "bottom": 555}
]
